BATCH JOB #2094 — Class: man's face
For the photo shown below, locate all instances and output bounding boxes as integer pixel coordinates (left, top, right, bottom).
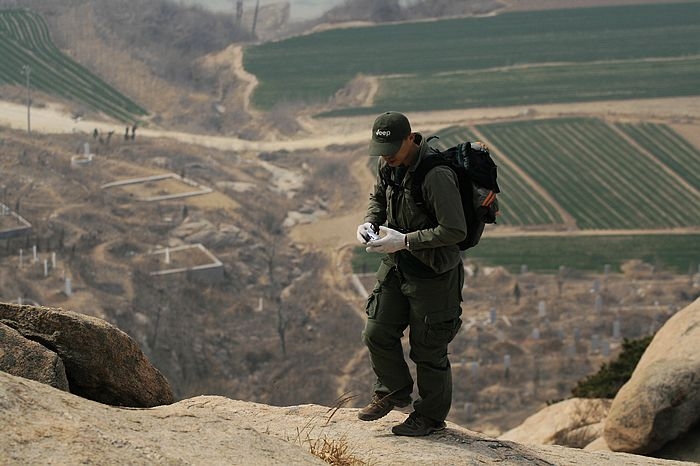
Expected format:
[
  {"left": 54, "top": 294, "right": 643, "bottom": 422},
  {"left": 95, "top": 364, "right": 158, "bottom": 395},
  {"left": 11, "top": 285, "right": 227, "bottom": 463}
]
[{"left": 382, "top": 134, "right": 414, "bottom": 167}]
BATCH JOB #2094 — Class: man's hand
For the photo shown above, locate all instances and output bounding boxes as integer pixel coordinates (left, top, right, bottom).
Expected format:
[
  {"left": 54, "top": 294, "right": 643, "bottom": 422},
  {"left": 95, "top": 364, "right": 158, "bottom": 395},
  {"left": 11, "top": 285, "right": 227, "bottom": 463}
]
[
  {"left": 366, "top": 226, "right": 406, "bottom": 254},
  {"left": 356, "top": 222, "right": 376, "bottom": 244}
]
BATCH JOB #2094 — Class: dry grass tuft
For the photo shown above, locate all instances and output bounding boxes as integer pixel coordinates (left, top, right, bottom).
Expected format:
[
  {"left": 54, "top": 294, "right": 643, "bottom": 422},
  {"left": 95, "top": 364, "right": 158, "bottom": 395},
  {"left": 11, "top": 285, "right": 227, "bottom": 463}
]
[
  {"left": 308, "top": 435, "right": 366, "bottom": 466},
  {"left": 294, "top": 392, "right": 370, "bottom": 466}
]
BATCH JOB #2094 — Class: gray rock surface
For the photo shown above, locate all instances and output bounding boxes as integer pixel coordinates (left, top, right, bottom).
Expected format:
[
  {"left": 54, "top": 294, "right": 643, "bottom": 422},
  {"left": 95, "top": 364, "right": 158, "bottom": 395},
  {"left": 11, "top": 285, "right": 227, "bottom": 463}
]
[
  {"left": 0, "top": 303, "right": 174, "bottom": 407},
  {"left": 1, "top": 371, "right": 695, "bottom": 466},
  {"left": 0, "top": 322, "right": 69, "bottom": 391},
  {"left": 499, "top": 398, "right": 611, "bottom": 448},
  {"left": 604, "top": 298, "right": 700, "bottom": 454}
]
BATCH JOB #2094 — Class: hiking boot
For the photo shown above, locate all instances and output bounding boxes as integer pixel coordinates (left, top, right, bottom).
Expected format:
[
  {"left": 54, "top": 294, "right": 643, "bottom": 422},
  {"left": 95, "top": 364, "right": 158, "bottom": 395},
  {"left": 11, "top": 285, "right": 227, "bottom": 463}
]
[
  {"left": 357, "top": 393, "right": 411, "bottom": 421},
  {"left": 391, "top": 412, "right": 446, "bottom": 436}
]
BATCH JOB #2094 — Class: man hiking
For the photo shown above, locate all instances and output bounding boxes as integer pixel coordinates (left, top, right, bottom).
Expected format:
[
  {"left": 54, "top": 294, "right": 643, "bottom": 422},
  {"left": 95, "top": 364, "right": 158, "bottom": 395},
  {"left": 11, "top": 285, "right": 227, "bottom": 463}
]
[{"left": 356, "top": 111, "right": 466, "bottom": 436}]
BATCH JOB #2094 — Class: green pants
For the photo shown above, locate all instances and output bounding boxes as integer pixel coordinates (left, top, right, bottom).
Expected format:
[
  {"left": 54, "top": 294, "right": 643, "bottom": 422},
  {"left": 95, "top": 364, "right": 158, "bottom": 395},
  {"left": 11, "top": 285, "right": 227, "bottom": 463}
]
[{"left": 361, "top": 261, "right": 463, "bottom": 423}]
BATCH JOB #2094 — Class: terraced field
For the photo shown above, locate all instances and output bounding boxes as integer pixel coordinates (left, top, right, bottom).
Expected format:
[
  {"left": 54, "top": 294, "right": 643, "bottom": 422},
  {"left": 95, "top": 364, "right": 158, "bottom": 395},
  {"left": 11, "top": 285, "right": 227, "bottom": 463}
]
[
  {"left": 245, "top": 2, "right": 700, "bottom": 114},
  {"left": 0, "top": 9, "right": 147, "bottom": 122},
  {"left": 615, "top": 122, "right": 700, "bottom": 189},
  {"left": 432, "top": 126, "right": 566, "bottom": 227},
  {"left": 476, "top": 118, "right": 700, "bottom": 230}
]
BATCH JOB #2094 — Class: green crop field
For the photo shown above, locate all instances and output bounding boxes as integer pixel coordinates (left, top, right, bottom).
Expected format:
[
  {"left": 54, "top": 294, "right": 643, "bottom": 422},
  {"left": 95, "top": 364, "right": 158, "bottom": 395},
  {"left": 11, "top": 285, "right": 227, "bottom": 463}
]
[
  {"left": 615, "top": 122, "right": 700, "bottom": 189},
  {"left": 352, "top": 234, "right": 700, "bottom": 274},
  {"left": 244, "top": 2, "right": 700, "bottom": 114},
  {"left": 465, "top": 234, "right": 700, "bottom": 274},
  {"left": 460, "top": 234, "right": 700, "bottom": 274},
  {"left": 476, "top": 118, "right": 700, "bottom": 230},
  {"left": 0, "top": 9, "right": 148, "bottom": 122},
  {"left": 430, "top": 126, "right": 564, "bottom": 226}
]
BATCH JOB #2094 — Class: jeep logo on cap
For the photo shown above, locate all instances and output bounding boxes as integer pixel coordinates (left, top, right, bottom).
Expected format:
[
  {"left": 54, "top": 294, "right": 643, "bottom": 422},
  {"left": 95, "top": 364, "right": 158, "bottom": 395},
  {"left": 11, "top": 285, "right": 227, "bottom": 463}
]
[{"left": 375, "top": 129, "right": 391, "bottom": 137}]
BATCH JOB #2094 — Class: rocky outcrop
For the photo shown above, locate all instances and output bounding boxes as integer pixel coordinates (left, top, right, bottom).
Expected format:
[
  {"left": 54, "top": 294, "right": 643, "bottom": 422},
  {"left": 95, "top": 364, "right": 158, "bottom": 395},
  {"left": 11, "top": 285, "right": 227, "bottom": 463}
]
[
  {"left": 500, "top": 398, "right": 611, "bottom": 448},
  {"left": 0, "top": 371, "right": 696, "bottom": 466},
  {"left": 604, "top": 298, "right": 700, "bottom": 454},
  {"left": 0, "top": 303, "right": 173, "bottom": 408},
  {"left": 0, "top": 322, "right": 69, "bottom": 391},
  {"left": 498, "top": 298, "right": 700, "bottom": 464}
]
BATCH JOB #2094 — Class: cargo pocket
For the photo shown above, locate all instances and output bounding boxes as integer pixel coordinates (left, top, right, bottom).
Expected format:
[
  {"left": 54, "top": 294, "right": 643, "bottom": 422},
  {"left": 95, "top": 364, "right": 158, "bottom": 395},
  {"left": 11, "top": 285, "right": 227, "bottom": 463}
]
[
  {"left": 365, "top": 289, "right": 379, "bottom": 319},
  {"left": 425, "top": 309, "right": 462, "bottom": 344}
]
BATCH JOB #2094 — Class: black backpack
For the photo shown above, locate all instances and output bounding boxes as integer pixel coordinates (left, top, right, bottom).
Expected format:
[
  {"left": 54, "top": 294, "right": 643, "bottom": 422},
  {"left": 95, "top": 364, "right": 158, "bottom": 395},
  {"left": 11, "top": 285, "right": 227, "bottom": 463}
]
[{"left": 382, "top": 137, "right": 500, "bottom": 250}]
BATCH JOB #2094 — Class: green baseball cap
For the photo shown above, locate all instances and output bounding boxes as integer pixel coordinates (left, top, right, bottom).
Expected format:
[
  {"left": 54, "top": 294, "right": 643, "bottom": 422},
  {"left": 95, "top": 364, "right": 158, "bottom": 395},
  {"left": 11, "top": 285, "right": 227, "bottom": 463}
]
[{"left": 368, "top": 111, "right": 411, "bottom": 156}]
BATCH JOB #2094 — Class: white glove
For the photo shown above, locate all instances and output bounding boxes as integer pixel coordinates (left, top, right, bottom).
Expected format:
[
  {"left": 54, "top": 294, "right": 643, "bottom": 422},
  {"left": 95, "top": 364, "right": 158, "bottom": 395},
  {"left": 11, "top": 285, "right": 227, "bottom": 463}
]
[
  {"left": 366, "top": 226, "right": 407, "bottom": 254},
  {"left": 356, "top": 222, "right": 377, "bottom": 244}
]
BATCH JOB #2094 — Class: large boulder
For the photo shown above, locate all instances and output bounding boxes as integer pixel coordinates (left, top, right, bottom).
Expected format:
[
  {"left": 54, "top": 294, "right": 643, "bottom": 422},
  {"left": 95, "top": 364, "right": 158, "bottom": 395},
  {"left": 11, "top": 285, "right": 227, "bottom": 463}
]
[
  {"left": 499, "top": 398, "right": 611, "bottom": 448},
  {"left": 604, "top": 298, "right": 700, "bottom": 453},
  {"left": 0, "top": 322, "right": 69, "bottom": 391},
  {"left": 654, "top": 425, "right": 700, "bottom": 463},
  {"left": 0, "top": 303, "right": 174, "bottom": 407}
]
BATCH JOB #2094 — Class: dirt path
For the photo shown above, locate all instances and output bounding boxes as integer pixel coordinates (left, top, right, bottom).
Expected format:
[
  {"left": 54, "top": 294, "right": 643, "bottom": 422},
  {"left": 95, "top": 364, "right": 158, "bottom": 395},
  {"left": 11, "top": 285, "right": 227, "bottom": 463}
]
[
  {"left": 2, "top": 96, "right": 698, "bottom": 152},
  {"left": 229, "top": 45, "right": 259, "bottom": 115},
  {"left": 287, "top": 155, "right": 377, "bottom": 400}
]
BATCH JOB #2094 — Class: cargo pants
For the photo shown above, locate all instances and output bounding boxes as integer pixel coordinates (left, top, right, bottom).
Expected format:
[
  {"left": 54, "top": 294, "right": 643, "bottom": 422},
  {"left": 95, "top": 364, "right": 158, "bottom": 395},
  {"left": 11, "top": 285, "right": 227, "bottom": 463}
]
[{"left": 361, "top": 260, "right": 463, "bottom": 423}]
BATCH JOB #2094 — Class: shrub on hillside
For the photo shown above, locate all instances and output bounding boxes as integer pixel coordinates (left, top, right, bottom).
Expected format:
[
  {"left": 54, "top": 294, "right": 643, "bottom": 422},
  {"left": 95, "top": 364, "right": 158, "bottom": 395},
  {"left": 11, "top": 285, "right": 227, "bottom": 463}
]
[{"left": 571, "top": 335, "right": 653, "bottom": 399}]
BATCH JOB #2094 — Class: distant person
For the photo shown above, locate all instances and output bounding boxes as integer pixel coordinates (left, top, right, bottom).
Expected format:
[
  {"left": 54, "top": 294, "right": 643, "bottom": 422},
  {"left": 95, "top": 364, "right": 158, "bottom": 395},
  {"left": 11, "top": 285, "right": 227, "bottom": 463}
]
[{"left": 356, "top": 111, "right": 466, "bottom": 436}]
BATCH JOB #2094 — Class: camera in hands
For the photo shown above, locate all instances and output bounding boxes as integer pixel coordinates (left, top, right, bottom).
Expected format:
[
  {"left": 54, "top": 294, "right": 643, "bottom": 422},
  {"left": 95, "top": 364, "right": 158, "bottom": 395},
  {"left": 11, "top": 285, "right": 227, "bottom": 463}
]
[{"left": 363, "top": 229, "right": 380, "bottom": 242}]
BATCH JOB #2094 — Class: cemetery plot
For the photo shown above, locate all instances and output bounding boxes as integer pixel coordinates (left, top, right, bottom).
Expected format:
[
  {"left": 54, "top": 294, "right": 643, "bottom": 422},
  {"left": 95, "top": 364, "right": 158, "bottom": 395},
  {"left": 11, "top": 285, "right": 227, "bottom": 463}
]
[
  {"left": 149, "top": 244, "right": 217, "bottom": 270},
  {"left": 476, "top": 118, "right": 700, "bottom": 230},
  {"left": 0, "top": 10, "right": 147, "bottom": 122},
  {"left": 101, "top": 174, "right": 212, "bottom": 202},
  {"left": 146, "top": 244, "right": 223, "bottom": 281},
  {"left": 0, "top": 203, "right": 31, "bottom": 239}
]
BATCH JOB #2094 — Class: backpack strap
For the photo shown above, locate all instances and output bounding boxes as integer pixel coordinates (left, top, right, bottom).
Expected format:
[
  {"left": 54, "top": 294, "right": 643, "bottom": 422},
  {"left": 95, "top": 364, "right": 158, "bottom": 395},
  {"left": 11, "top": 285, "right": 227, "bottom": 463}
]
[{"left": 409, "top": 149, "right": 447, "bottom": 207}]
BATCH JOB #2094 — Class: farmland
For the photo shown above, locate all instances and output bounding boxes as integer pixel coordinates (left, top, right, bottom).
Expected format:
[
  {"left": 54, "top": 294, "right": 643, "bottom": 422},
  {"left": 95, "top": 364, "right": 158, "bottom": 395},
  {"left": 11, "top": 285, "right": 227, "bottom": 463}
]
[
  {"left": 352, "top": 117, "right": 700, "bottom": 274},
  {"left": 0, "top": 9, "right": 147, "bottom": 122},
  {"left": 476, "top": 118, "right": 700, "bottom": 230},
  {"left": 353, "top": 234, "right": 700, "bottom": 275},
  {"left": 615, "top": 122, "right": 700, "bottom": 189},
  {"left": 464, "top": 233, "right": 700, "bottom": 274},
  {"left": 427, "top": 118, "right": 700, "bottom": 231},
  {"left": 244, "top": 2, "right": 700, "bottom": 113},
  {"left": 431, "top": 126, "right": 565, "bottom": 227}
]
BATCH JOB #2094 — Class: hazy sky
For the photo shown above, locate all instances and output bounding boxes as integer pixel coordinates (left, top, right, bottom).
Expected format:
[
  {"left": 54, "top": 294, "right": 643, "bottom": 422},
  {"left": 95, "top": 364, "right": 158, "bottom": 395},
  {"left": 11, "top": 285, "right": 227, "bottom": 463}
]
[{"left": 177, "top": 0, "right": 346, "bottom": 21}]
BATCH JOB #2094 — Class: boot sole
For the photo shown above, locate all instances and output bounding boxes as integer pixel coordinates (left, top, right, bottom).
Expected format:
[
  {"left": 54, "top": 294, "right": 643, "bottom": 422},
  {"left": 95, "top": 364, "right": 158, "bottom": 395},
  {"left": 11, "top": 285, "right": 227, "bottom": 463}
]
[
  {"left": 392, "top": 423, "right": 446, "bottom": 437},
  {"left": 358, "top": 410, "right": 392, "bottom": 421},
  {"left": 357, "top": 399, "right": 411, "bottom": 421}
]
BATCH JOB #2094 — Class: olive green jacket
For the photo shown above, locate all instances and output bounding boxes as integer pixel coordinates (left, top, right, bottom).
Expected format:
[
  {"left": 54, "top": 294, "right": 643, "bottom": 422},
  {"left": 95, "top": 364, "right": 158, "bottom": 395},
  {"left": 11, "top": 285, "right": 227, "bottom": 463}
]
[{"left": 364, "top": 134, "right": 467, "bottom": 276}]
